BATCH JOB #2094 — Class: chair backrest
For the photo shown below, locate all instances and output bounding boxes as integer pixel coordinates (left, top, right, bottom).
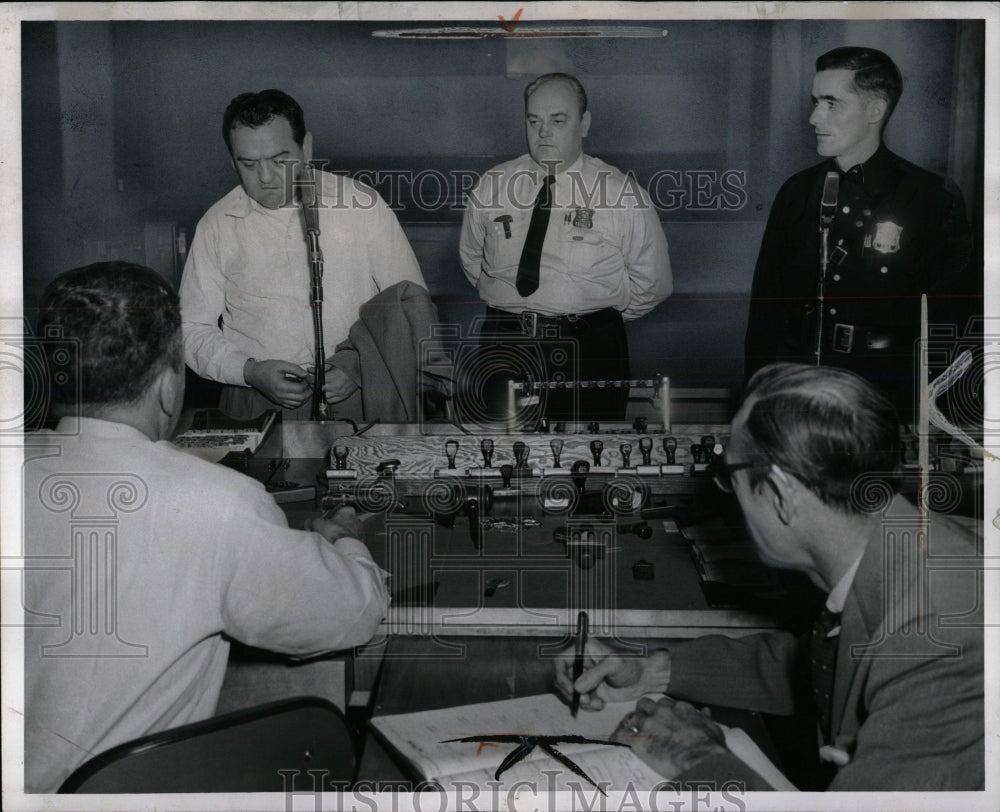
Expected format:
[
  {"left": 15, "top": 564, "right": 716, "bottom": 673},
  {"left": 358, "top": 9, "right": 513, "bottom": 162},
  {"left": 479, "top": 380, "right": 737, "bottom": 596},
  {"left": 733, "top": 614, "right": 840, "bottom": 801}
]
[{"left": 59, "top": 696, "right": 356, "bottom": 794}]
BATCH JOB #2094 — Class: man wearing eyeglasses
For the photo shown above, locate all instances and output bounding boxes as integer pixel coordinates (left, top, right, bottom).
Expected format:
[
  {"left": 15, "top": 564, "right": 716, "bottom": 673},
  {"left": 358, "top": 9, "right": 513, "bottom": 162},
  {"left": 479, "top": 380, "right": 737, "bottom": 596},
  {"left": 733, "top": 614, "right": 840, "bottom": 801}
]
[{"left": 555, "top": 362, "right": 983, "bottom": 791}]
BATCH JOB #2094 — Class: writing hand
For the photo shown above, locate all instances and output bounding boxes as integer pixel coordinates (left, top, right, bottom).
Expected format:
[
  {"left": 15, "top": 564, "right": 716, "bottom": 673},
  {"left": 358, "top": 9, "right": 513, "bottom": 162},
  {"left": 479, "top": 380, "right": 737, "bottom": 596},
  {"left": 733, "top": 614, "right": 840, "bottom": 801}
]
[
  {"left": 553, "top": 637, "right": 671, "bottom": 712},
  {"left": 243, "top": 359, "right": 311, "bottom": 409},
  {"left": 611, "top": 696, "right": 727, "bottom": 777}
]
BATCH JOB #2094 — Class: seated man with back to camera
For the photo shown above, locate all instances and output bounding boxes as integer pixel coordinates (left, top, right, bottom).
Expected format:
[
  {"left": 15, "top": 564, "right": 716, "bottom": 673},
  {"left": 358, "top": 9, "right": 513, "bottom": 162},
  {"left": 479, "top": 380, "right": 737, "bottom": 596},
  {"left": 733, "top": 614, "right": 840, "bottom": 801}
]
[
  {"left": 556, "top": 363, "right": 983, "bottom": 791},
  {"left": 23, "top": 262, "right": 388, "bottom": 793},
  {"left": 180, "top": 89, "right": 431, "bottom": 421}
]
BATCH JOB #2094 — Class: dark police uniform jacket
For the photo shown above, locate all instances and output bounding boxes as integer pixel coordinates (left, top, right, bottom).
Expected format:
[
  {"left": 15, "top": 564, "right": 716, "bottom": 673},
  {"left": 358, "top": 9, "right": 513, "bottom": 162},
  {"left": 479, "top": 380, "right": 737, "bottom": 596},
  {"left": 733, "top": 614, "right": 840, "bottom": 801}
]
[{"left": 744, "top": 146, "right": 972, "bottom": 419}]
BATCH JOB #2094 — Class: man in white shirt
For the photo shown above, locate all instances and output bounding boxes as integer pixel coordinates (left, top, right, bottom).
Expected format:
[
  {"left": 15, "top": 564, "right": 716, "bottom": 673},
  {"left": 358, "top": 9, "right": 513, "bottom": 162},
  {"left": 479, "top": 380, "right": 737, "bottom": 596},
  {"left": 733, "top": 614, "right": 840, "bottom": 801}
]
[
  {"left": 460, "top": 73, "right": 672, "bottom": 421},
  {"left": 180, "top": 89, "right": 427, "bottom": 419},
  {"left": 24, "top": 262, "right": 388, "bottom": 792},
  {"left": 555, "top": 363, "right": 983, "bottom": 791}
]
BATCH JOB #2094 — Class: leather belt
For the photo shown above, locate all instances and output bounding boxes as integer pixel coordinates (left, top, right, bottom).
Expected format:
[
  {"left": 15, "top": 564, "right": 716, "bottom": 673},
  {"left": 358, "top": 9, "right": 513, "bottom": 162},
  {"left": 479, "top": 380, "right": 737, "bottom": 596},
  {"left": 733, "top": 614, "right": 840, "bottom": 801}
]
[{"left": 485, "top": 306, "right": 620, "bottom": 337}]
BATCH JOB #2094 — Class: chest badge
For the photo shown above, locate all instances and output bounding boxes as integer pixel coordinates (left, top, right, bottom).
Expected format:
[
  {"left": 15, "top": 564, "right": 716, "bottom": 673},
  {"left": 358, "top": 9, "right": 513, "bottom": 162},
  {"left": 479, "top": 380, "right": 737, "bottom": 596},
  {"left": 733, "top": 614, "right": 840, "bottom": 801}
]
[
  {"left": 572, "top": 208, "right": 595, "bottom": 229},
  {"left": 872, "top": 221, "right": 903, "bottom": 254}
]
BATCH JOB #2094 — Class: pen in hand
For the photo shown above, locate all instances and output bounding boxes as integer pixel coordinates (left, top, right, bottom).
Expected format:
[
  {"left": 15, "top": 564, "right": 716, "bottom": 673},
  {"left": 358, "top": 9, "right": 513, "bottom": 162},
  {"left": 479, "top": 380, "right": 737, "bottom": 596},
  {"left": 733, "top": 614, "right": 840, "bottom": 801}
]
[{"left": 571, "top": 610, "right": 588, "bottom": 718}]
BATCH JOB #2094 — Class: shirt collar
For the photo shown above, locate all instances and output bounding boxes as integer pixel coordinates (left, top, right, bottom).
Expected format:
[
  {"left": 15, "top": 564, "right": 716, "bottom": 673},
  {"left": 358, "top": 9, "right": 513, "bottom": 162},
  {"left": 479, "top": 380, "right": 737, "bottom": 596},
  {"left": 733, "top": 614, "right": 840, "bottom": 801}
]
[
  {"left": 223, "top": 185, "right": 255, "bottom": 218},
  {"left": 825, "top": 552, "right": 864, "bottom": 614},
  {"left": 224, "top": 184, "right": 301, "bottom": 219},
  {"left": 529, "top": 152, "right": 586, "bottom": 181},
  {"left": 55, "top": 416, "right": 152, "bottom": 442},
  {"left": 836, "top": 144, "right": 892, "bottom": 192}
]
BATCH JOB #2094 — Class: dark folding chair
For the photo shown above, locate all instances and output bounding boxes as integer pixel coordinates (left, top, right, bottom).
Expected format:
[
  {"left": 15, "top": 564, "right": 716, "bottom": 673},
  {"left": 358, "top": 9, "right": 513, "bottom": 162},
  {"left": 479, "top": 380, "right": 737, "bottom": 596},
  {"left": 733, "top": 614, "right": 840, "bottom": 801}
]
[{"left": 59, "top": 697, "right": 357, "bottom": 793}]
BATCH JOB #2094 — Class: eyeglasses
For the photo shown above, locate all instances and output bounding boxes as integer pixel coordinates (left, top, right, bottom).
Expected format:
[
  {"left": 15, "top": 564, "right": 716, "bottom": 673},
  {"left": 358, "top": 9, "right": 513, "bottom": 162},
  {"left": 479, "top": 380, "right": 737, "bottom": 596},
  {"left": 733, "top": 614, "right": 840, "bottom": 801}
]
[{"left": 713, "top": 459, "right": 758, "bottom": 494}]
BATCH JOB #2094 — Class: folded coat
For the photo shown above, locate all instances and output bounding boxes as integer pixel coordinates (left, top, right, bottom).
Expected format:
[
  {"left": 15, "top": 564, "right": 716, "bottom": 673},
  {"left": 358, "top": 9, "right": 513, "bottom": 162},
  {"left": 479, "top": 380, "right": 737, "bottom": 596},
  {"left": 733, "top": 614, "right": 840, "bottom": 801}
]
[{"left": 330, "top": 280, "right": 440, "bottom": 422}]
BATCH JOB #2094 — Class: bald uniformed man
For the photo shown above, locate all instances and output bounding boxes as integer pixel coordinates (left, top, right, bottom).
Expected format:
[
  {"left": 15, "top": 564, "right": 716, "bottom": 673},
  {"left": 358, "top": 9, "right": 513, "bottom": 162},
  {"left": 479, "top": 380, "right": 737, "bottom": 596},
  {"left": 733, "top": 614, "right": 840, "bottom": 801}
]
[{"left": 461, "top": 73, "right": 672, "bottom": 422}]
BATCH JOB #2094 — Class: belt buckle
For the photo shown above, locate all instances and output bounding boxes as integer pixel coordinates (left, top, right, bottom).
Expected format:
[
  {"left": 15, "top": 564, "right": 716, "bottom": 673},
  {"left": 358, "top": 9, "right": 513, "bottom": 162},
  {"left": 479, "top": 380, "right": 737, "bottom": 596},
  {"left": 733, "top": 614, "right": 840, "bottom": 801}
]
[
  {"left": 520, "top": 311, "right": 538, "bottom": 337},
  {"left": 832, "top": 323, "right": 854, "bottom": 353}
]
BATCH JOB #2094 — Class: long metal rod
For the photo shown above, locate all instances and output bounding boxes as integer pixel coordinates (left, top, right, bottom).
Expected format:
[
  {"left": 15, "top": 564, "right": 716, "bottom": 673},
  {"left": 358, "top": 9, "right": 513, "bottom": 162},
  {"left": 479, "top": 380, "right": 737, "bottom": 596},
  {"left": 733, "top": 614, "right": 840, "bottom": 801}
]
[{"left": 306, "top": 228, "right": 327, "bottom": 421}]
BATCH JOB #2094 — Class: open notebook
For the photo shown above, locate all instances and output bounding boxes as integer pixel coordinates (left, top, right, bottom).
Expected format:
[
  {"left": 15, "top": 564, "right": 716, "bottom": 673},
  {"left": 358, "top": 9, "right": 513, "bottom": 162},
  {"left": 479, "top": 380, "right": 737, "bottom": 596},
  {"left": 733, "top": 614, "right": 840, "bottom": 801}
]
[{"left": 370, "top": 692, "right": 795, "bottom": 793}]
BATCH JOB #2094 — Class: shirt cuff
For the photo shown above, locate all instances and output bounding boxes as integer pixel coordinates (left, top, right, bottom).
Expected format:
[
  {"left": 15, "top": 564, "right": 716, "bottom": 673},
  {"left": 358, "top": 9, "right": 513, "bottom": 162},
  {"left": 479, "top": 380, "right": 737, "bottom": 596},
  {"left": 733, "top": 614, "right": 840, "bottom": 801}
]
[
  {"left": 660, "top": 640, "right": 701, "bottom": 698},
  {"left": 331, "top": 536, "right": 377, "bottom": 561},
  {"left": 225, "top": 353, "right": 255, "bottom": 387}
]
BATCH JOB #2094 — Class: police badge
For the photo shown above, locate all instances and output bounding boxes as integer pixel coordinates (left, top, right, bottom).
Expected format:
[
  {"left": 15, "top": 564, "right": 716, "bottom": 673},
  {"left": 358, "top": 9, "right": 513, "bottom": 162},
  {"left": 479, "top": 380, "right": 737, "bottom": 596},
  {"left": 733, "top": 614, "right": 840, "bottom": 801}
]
[
  {"left": 872, "top": 221, "right": 903, "bottom": 253},
  {"left": 572, "top": 207, "right": 595, "bottom": 229}
]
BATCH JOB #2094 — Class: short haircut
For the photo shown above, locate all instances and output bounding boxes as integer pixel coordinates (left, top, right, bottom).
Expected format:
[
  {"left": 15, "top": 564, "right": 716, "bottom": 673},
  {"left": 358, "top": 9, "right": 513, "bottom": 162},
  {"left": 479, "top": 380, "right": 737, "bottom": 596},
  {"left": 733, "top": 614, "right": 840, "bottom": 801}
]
[
  {"left": 37, "top": 262, "right": 182, "bottom": 408},
  {"left": 739, "top": 363, "right": 902, "bottom": 513},
  {"left": 222, "top": 89, "right": 306, "bottom": 154},
  {"left": 524, "top": 73, "right": 588, "bottom": 117},
  {"left": 816, "top": 46, "right": 903, "bottom": 118}
]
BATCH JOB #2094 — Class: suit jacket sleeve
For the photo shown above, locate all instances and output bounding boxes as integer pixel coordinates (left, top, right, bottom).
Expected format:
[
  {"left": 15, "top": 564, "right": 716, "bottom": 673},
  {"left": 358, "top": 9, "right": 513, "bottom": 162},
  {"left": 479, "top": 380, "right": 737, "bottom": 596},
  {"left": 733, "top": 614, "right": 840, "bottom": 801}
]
[
  {"left": 826, "top": 624, "right": 984, "bottom": 790},
  {"left": 671, "top": 750, "right": 777, "bottom": 791},
  {"left": 666, "top": 631, "right": 798, "bottom": 715}
]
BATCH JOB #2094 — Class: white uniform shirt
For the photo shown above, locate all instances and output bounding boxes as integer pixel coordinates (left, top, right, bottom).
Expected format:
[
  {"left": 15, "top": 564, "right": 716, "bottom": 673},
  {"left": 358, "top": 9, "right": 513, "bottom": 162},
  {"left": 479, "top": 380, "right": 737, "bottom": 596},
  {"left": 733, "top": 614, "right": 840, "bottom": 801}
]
[{"left": 460, "top": 153, "right": 672, "bottom": 319}]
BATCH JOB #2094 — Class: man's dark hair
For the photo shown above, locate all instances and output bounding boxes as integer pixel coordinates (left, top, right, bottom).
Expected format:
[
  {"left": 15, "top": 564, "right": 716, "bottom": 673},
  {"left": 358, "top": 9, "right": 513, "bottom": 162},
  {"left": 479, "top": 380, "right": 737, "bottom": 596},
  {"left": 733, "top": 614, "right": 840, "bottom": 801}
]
[
  {"left": 37, "top": 262, "right": 182, "bottom": 409},
  {"left": 222, "top": 89, "right": 306, "bottom": 154},
  {"left": 816, "top": 46, "right": 903, "bottom": 120},
  {"left": 740, "top": 363, "right": 902, "bottom": 514},
  {"left": 524, "top": 73, "right": 588, "bottom": 117}
]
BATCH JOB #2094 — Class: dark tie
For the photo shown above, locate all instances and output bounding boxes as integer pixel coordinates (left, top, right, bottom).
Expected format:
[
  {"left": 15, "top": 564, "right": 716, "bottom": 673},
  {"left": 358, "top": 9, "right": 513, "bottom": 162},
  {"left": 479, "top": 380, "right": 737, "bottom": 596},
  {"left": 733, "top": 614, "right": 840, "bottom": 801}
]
[
  {"left": 515, "top": 175, "right": 555, "bottom": 297},
  {"left": 809, "top": 606, "right": 841, "bottom": 742}
]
